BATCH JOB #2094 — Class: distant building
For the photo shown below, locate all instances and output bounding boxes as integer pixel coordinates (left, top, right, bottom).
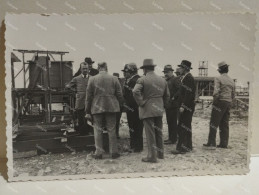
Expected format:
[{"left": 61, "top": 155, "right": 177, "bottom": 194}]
[{"left": 194, "top": 61, "right": 214, "bottom": 100}]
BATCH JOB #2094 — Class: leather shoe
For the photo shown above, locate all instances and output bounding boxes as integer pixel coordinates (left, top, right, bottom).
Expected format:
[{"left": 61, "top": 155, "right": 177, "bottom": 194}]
[
  {"left": 157, "top": 154, "right": 164, "bottom": 159},
  {"left": 171, "top": 150, "right": 186, "bottom": 154},
  {"left": 203, "top": 143, "right": 216, "bottom": 150},
  {"left": 111, "top": 153, "right": 120, "bottom": 159},
  {"left": 164, "top": 140, "right": 173, "bottom": 145},
  {"left": 141, "top": 157, "right": 157, "bottom": 163},
  {"left": 133, "top": 149, "right": 143, "bottom": 153},
  {"left": 217, "top": 145, "right": 228, "bottom": 149}
]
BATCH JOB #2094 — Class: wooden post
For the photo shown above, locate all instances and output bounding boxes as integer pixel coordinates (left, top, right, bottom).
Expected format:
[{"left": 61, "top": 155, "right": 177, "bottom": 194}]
[
  {"left": 22, "top": 52, "right": 26, "bottom": 88},
  {"left": 208, "top": 81, "right": 211, "bottom": 96},
  {"left": 46, "top": 52, "right": 51, "bottom": 122},
  {"left": 44, "top": 91, "right": 49, "bottom": 122},
  {"left": 60, "top": 54, "right": 63, "bottom": 89},
  {"left": 11, "top": 61, "right": 15, "bottom": 88}
]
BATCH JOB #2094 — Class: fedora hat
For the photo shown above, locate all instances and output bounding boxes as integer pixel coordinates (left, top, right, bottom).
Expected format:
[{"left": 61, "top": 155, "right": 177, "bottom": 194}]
[
  {"left": 121, "top": 64, "right": 130, "bottom": 72},
  {"left": 217, "top": 61, "right": 229, "bottom": 70},
  {"left": 139, "top": 59, "right": 156, "bottom": 69},
  {"left": 178, "top": 60, "right": 192, "bottom": 69},
  {"left": 162, "top": 64, "right": 174, "bottom": 72},
  {"left": 84, "top": 57, "right": 95, "bottom": 64},
  {"left": 122, "top": 63, "right": 138, "bottom": 72}
]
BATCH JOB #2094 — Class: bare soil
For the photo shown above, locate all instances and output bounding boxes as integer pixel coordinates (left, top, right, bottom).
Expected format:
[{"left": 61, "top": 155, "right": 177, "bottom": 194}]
[{"left": 13, "top": 103, "right": 249, "bottom": 177}]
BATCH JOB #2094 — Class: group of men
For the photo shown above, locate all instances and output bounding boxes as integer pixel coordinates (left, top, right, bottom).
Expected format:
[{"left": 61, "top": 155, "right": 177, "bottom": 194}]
[{"left": 66, "top": 57, "right": 235, "bottom": 163}]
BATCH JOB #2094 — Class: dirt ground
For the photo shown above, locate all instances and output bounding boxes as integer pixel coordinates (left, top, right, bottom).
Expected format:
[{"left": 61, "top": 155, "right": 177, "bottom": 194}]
[{"left": 13, "top": 103, "right": 249, "bottom": 177}]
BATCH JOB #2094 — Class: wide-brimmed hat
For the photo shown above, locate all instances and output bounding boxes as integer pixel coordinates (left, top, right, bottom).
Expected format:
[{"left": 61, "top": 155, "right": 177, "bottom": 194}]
[
  {"left": 122, "top": 63, "right": 138, "bottom": 73},
  {"left": 217, "top": 61, "right": 229, "bottom": 71},
  {"left": 121, "top": 64, "right": 129, "bottom": 72},
  {"left": 139, "top": 59, "right": 156, "bottom": 69},
  {"left": 84, "top": 57, "right": 95, "bottom": 64},
  {"left": 162, "top": 64, "right": 174, "bottom": 72},
  {"left": 178, "top": 60, "right": 192, "bottom": 70}
]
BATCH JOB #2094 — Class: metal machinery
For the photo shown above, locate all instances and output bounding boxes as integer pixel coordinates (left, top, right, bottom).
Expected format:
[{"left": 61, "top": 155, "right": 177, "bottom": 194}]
[
  {"left": 11, "top": 49, "right": 108, "bottom": 157},
  {"left": 11, "top": 49, "right": 75, "bottom": 125}
]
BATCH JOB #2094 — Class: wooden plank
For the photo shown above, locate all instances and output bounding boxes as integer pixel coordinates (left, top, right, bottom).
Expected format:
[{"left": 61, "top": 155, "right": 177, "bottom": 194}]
[
  {"left": 37, "top": 145, "right": 96, "bottom": 155},
  {"left": 13, "top": 138, "right": 66, "bottom": 153},
  {"left": 16, "top": 133, "right": 64, "bottom": 141},
  {"left": 13, "top": 151, "right": 37, "bottom": 159},
  {"left": 18, "top": 124, "right": 68, "bottom": 132},
  {"left": 14, "top": 49, "right": 69, "bottom": 55},
  {"left": 13, "top": 133, "right": 109, "bottom": 153}
]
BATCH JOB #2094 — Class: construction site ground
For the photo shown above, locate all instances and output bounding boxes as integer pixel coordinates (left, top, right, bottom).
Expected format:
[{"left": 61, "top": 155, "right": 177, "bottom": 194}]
[{"left": 13, "top": 103, "right": 249, "bottom": 177}]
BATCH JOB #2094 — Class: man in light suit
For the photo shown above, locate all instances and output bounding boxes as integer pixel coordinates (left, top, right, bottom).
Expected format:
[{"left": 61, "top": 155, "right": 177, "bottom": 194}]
[
  {"left": 85, "top": 62, "right": 123, "bottom": 159},
  {"left": 203, "top": 61, "right": 235, "bottom": 149},
  {"left": 133, "top": 59, "right": 170, "bottom": 163},
  {"left": 66, "top": 62, "right": 91, "bottom": 135}
]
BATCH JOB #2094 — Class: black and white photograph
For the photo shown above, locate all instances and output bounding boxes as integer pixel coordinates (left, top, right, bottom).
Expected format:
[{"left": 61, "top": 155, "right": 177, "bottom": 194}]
[{"left": 4, "top": 12, "right": 255, "bottom": 181}]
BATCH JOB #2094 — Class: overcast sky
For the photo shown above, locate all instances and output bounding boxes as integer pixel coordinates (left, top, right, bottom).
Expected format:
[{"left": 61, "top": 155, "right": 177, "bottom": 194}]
[{"left": 5, "top": 13, "right": 256, "bottom": 88}]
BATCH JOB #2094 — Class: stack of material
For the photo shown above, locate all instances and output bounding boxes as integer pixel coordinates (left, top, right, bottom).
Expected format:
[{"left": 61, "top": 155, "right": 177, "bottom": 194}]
[{"left": 13, "top": 123, "right": 109, "bottom": 158}]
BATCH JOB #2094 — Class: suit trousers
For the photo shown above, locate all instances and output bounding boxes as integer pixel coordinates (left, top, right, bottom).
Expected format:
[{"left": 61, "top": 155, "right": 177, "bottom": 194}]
[
  {"left": 208, "top": 100, "right": 231, "bottom": 147},
  {"left": 177, "top": 104, "right": 195, "bottom": 152},
  {"left": 75, "top": 108, "right": 91, "bottom": 135},
  {"left": 127, "top": 108, "right": 143, "bottom": 151},
  {"left": 165, "top": 108, "right": 178, "bottom": 143},
  {"left": 143, "top": 116, "right": 164, "bottom": 160},
  {"left": 93, "top": 113, "right": 118, "bottom": 155}
]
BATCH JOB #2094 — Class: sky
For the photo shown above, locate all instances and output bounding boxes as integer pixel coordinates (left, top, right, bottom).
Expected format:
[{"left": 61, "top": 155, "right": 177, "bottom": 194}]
[{"left": 5, "top": 13, "right": 256, "bottom": 88}]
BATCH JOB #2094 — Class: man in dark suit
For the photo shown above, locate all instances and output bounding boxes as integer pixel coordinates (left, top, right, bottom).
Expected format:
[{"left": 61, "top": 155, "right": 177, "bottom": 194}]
[
  {"left": 133, "top": 59, "right": 170, "bottom": 163},
  {"left": 85, "top": 62, "right": 123, "bottom": 159},
  {"left": 172, "top": 60, "right": 196, "bottom": 154},
  {"left": 122, "top": 63, "right": 143, "bottom": 152},
  {"left": 66, "top": 62, "right": 92, "bottom": 135},
  {"left": 162, "top": 65, "right": 181, "bottom": 145},
  {"left": 175, "top": 68, "right": 181, "bottom": 77},
  {"left": 85, "top": 57, "right": 99, "bottom": 76},
  {"left": 73, "top": 57, "right": 98, "bottom": 77}
]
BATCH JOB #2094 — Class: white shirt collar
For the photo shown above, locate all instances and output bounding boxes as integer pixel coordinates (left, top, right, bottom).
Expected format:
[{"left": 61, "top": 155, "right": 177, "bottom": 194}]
[{"left": 81, "top": 74, "right": 87, "bottom": 78}]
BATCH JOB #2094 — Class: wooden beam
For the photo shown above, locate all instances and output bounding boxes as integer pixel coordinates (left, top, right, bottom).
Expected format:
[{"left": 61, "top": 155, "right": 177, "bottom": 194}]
[
  {"left": 13, "top": 133, "right": 109, "bottom": 153},
  {"left": 22, "top": 52, "right": 26, "bottom": 88},
  {"left": 14, "top": 49, "right": 69, "bottom": 55}
]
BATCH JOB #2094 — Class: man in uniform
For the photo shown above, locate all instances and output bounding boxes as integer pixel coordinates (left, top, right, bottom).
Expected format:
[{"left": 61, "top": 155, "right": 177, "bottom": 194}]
[
  {"left": 162, "top": 65, "right": 181, "bottom": 145},
  {"left": 133, "top": 59, "right": 170, "bottom": 163},
  {"left": 122, "top": 63, "right": 143, "bottom": 152},
  {"left": 85, "top": 62, "right": 123, "bottom": 159},
  {"left": 66, "top": 62, "right": 92, "bottom": 135},
  {"left": 172, "top": 60, "right": 196, "bottom": 154},
  {"left": 203, "top": 61, "right": 235, "bottom": 149}
]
